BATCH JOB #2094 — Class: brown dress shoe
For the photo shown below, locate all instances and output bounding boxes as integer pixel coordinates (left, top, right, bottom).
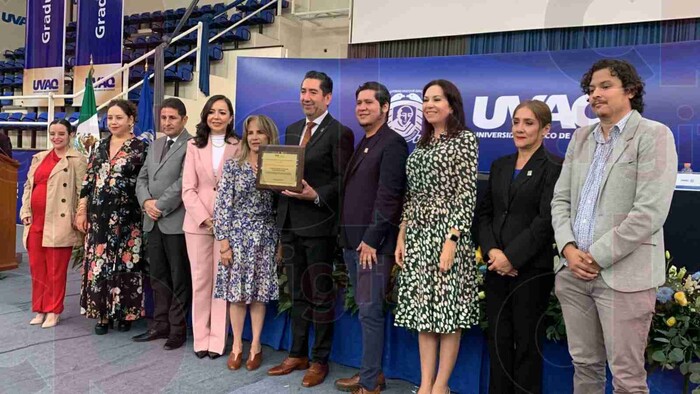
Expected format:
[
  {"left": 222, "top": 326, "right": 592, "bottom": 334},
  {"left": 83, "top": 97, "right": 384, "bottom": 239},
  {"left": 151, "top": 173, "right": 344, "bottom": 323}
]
[
  {"left": 246, "top": 349, "right": 263, "bottom": 371},
  {"left": 227, "top": 351, "right": 243, "bottom": 370},
  {"left": 351, "top": 386, "right": 382, "bottom": 394},
  {"left": 267, "top": 356, "right": 309, "bottom": 376},
  {"left": 301, "top": 362, "right": 329, "bottom": 388},
  {"left": 335, "top": 372, "right": 386, "bottom": 392}
]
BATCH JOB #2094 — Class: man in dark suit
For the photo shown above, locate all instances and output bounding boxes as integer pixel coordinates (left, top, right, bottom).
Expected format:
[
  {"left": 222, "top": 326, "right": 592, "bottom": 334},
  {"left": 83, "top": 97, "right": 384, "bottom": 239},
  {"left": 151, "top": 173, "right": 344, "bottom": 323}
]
[
  {"left": 0, "top": 132, "right": 12, "bottom": 158},
  {"left": 268, "top": 71, "right": 354, "bottom": 387},
  {"left": 132, "top": 98, "right": 192, "bottom": 350},
  {"left": 334, "top": 82, "right": 407, "bottom": 394}
]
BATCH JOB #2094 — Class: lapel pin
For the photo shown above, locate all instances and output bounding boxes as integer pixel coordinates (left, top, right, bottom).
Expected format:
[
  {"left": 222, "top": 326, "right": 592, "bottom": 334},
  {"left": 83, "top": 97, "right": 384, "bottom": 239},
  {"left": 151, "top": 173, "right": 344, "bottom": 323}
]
[
  {"left": 527, "top": 170, "right": 532, "bottom": 176},
  {"left": 364, "top": 148, "right": 369, "bottom": 153}
]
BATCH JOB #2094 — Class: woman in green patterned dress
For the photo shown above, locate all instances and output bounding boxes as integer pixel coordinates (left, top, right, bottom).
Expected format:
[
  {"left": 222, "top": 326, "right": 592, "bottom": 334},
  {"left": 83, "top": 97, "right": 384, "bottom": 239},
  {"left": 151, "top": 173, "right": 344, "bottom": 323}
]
[{"left": 394, "top": 79, "right": 479, "bottom": 394}]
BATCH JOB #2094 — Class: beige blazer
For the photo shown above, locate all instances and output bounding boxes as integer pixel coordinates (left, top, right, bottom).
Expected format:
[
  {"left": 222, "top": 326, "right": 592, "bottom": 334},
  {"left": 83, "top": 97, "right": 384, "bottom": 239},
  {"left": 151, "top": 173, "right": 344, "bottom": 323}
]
[
  {"left": 20, "top": 148, "right": 87, "bottom": 248},
  {"left": 551, "top": 110, "right": 678, "bottom": 292}
]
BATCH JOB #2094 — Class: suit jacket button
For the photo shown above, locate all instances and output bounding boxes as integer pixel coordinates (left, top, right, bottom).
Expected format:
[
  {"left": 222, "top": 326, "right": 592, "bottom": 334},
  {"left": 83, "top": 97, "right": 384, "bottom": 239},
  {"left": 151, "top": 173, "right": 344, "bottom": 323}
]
[
  {"left": 61, "top": 198, "right": 66, "bottom": 203},
  {"left": 503, "top": 210, "right": 508, "bottom": 216},
  {"left": 60, "top": 213, "right": 65, "bottom": 217},
  {"left": 63, "top": 183, "right": 67, "bottom": 187}
]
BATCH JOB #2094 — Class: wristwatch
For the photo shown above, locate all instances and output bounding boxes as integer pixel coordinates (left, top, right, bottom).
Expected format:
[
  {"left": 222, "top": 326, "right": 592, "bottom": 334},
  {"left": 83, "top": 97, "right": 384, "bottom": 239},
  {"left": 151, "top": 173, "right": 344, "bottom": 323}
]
[{"left": 446, "top": 232, "right": 460, "bottom": 243}]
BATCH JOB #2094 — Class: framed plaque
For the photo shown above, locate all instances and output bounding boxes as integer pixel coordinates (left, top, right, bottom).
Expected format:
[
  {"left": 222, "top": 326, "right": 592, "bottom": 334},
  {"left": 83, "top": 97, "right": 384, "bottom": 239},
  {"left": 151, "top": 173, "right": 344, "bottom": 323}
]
[{"left": 256, "top": 145, "right": 305, "bottom": 193}]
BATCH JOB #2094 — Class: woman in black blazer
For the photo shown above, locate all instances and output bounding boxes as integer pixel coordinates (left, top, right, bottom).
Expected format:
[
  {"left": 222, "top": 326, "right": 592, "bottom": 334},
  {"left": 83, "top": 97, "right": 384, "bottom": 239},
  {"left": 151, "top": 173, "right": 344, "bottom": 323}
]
[{"left": 477, "top": 100, "right": 562, "bottom": 394}]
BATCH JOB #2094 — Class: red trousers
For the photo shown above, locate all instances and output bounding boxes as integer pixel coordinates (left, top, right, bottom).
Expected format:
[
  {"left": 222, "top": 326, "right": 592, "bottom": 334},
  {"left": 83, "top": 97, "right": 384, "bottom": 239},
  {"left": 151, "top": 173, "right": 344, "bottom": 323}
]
[{"left": 27, "top": 232, "right": 72, "bottom": 314}]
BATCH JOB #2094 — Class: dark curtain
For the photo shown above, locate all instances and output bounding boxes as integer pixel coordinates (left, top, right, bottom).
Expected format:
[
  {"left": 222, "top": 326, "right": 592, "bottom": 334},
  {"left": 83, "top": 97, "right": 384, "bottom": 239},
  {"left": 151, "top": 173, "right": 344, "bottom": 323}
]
[{"left": 348, "top": 18, "right": 700, "bottom": 58}]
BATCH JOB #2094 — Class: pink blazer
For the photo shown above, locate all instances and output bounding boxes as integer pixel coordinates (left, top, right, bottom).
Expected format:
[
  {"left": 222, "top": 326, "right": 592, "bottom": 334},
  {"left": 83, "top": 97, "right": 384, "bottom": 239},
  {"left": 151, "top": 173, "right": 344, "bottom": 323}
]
[{"left": 182, "top": 137, "right": 240, "bottom": 234}]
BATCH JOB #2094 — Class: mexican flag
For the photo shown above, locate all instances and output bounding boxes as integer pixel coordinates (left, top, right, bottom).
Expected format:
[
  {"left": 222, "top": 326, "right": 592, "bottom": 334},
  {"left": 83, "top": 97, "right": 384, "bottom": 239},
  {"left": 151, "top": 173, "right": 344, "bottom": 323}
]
[{"left": 74, "top": 69, "right": 100, "bottom": 156}]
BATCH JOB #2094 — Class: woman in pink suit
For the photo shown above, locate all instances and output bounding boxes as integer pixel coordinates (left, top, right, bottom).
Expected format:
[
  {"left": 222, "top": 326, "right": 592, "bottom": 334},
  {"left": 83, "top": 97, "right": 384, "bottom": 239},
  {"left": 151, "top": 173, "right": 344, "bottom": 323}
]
[{"left": 183, "top": 95, "right": 241, "bottom": 359}]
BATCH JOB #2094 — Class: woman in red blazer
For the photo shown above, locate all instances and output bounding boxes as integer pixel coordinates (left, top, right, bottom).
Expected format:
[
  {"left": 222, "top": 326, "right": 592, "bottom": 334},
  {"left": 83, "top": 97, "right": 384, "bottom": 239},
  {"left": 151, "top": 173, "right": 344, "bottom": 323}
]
[{"left": 182, "top": 95, "right": 240, "bottom": 359}]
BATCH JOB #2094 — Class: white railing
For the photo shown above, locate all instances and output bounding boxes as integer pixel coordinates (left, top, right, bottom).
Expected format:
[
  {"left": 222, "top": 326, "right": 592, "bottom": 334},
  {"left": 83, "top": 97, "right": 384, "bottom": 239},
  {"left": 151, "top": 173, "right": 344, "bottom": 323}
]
[{"left": 0, "top": 0, "right": 280, "bottom": 148}]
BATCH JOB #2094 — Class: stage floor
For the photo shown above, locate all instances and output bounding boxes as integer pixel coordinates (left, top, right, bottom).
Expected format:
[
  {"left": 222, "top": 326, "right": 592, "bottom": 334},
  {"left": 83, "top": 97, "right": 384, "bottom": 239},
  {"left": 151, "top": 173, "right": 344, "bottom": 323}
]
[{"left": 3, "top": 227, "right": 414, "bottom": 393}]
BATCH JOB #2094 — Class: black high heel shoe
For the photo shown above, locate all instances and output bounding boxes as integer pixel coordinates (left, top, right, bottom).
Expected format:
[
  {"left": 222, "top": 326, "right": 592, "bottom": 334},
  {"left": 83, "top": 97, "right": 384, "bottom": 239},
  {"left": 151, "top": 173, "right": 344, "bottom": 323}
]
[
  {"left": 117, "top": 320, "right": 132, "bottom": 332},
  {"left": 95, "top": 321, "right": 109, "bottom": 335}
]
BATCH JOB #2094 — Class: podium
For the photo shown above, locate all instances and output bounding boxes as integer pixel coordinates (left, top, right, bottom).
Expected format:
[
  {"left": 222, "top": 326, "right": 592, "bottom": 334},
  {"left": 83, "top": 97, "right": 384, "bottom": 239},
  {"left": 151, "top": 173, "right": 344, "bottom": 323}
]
[{"left": 0, "top": 153, "right": 19, "bottom": 271}]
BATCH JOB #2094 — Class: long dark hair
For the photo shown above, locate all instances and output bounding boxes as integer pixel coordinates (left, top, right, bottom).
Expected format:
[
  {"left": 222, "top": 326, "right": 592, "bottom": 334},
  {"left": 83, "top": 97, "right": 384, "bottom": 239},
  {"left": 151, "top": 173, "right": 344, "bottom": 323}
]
[
  {"left": 417, "top": 79, "right": 467, "bottom": 148},
  {"left": 193, "top": 95, "right": 238, "bottom": 148}
]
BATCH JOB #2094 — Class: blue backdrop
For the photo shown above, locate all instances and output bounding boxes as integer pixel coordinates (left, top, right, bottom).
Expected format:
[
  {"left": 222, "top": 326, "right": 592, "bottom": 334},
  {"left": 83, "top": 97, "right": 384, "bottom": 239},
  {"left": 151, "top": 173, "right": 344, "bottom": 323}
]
[{"left": 235, "top": 40, "right": 700, "bottom": 172}]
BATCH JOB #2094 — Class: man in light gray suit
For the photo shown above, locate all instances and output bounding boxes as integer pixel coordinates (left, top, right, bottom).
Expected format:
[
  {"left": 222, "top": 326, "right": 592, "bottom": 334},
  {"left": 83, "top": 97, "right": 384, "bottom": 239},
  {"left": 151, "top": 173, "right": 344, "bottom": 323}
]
[
  {"left": 133, "top": 98, "right": 192, "bottom": 350},
  {"left": 551, "top": 59, "right": 677, "bottom": 393}
]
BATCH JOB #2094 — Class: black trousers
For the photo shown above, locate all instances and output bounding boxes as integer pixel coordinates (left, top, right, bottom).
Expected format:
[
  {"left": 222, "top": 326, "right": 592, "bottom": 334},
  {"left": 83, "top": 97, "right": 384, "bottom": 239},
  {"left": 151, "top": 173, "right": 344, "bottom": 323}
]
[
  {"left": 147, "top": 223, "right": 192, "bottom": 338},
  {"left": 281, "top": 230, "right": 336, "bottom": 364},
  {"left": 486, "top": 268, "right": 554, "bottom": 394}
]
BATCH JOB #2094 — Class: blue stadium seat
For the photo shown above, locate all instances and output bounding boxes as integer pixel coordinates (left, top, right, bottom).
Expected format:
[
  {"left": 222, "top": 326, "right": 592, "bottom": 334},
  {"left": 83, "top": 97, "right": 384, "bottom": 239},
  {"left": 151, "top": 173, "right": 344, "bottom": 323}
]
[
  {"left": 139, "top": 12, "right": 152, "bottom": 24},
  {"left": 175, "top": 8, "right": 187, "bottom": 19},
  {"left": 151, "top": 11, "right": 164, "bottom": 21},
  {"left": 181, "top": 31, "right": 198, "bottom": 45},
  {"left": 211, "top": 14, "right": 231, "bottom": 29},
  {"left": 54, "top": 112, "right": 66, "bottom": 120},
  {"left": 1, "top": 92, "right": 12, "bottom": 106},
  {"left": 37, "top": 112, "right": 49, "bottom": 122},
  {"left": 128, "top": 89, "right": 140, "bottom": 102},
  {"left": 13, "top": 47, "right": 25, "bottom": 59},
  {"left": 8, "top": 112, "right": 23, "bottom": 122},
  {"left": 190, "top": 6, "right": 202, "bottom": 18},
  {"left": 99, "top": 114, "right": 108, "bottom": 132},
  {"left": 164, "top": 65, "right": 180, "bottom": 82},
  {"left": 163, "top": 20, "right": 176, "bottom": 33},
  {"left": 0, "top": 112, "right": 9, "bottom": 121},
  {"left": 221, "top": 27, "right": 251, "bottom": 42},
  {"left": 229, "top": 13, "right": 243, "bottom": 25},
  {"left": 178, "top": 64, "right": 194, "bottom": 82},
  {"left": 67, "top": 112, "right": 80, "bottom": 124},
  {"left": 0, "top": 77, "right": 12, "bottom": 89},
  {"left": 163, "top": 9, "right": 177, "bottom": 20},
  {"left": 146, "top": 34, "right": 162, "bottom": 47},
  {"left": 3, "top": 50, "right": 15, "bottom": 60},
  {"left": 129, "top": 65, "right": 145, "bottom": 83},
  {"left": 164, "top": 47, "right": 177, "bottom": 62},
  {"left": 66, "top": 43, "right": 76, "bottom": 54},
  {"left": 245, "top": 10, "right": 274, "bottom": 25},
  {"left": 209, "top": 44, "right": 223, "bottom": 61},
  {"left": 124, "top": 24, "right": 138, "bottom": 36},
  {"left": 11, "top": 75, "right": 22, "bottom": 89},
  {"left": 66, "top": 31, "right": 77, "bottom": 42},
  {"left": 67, "top": 22, "right": 77, "bottom": 32},
  {"left": 199, "top": 5, "right": 213, "bottom": 15}
]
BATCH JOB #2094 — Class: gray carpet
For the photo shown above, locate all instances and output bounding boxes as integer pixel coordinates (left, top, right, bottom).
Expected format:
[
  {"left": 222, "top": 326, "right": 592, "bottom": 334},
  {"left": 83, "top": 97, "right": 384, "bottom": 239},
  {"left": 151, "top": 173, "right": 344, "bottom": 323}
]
[{"left": 1, "top": 226, "right": 415, "bottom": 393}]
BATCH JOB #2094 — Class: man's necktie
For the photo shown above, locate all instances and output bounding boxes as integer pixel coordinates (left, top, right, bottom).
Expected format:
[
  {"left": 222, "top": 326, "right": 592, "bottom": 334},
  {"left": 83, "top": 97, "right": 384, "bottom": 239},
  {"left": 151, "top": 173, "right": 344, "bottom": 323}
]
[
  {"left": 160, "top": 139, "right": 174, "bottom": 162},
  {"left": 300, "top": 121, "right": 314, "bottom": 147}
]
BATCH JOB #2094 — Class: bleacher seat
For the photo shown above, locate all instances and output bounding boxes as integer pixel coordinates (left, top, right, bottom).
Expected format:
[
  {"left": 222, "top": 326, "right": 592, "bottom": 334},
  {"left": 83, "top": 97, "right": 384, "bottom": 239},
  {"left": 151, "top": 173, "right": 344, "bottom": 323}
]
[
  {"left": 0, "top": 112, "right": 9, "bottom": 121},
  {"left": 164, "top": 65, "right": 179, "bottom": 82},
  {"left": 163, "top": 9, "right": 177, "bottom": 20},
  {"left": 66, "top": 31, "right": 77, "bottom": 42},
  {"left": 175, "top": 8, "right": 187, "bottom": 19},
  {"left": 67, "top": 112, "right": 80, "bottom": 124},
  {"left": 0, "top": 77, "right": 12, "bottom": 89},
  {"left": 146, "top": 34, "right": 162, "bottom": 47},
  {"left": 151, "top": 11, "right": 164, "bottom": 21},
  {"left": 128, "top": 89, "right": 140, "bottom": 102},
  {"left": 11, "top": 75, "right": 22, "bottom": 89},
  {"left": 213, "top": 3, "right": 227, "bottom": 15},
  {"left": 99, "top": 114, "right": 108, "bottom": 132},
  {"left": 129, "top": 65, "right": 145, "bottom": 83},
  {"left": 67, "top": 22, "right": 77, "bottom": 32},
  {"left": 245, "top": 10, "right": 274, "bottom": 25},
  {"left": 37, "top": 112, "right": 49, "bottom": 123},
  {"left": 3, "top": 50, "right": 15, "bottom": 60},
  {"left": 199, "top": 5, "right": 213, "bottom": 16},
  {"left": 209, "top": 44, "right": 223, "bottom": 61},
  {"left": 66, "top": 43, "right": 76, "bottom": 54},
  {"left": 211, "top": 14, "right": 231, "bottom": 29},
  {"left": 125, "top": 25, "right": 138, "bottom": 36},
  {"left": 1, "top": 92, "right": 12, "bottom": 106},
  {"left": 8, "top": 112, "right": 23, "bottom": 122},
  {"left": 162, "top": 20, "right": 176, "bottom": 33},
  {"left": 54, "top": 112, "right": 66, "bottom": 120},
  {"left": 220, "top": 27, "right": 251, "bottom": 43},
  {"left": 139, "top": 12, "right": 152, "bottom": 24},
  {"left": 13, "top": 47, "right": 25, "bottom": 59},
  {"left": 178, "top": 64, "right": 194, "bottom": 82}
]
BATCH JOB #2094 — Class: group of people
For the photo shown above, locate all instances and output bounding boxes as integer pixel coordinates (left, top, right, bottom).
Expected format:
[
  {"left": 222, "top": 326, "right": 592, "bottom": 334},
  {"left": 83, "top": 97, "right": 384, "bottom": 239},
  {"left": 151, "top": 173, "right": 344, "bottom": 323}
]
[{"left": 19, "top": 58, "right": 677, "bottom": 394}]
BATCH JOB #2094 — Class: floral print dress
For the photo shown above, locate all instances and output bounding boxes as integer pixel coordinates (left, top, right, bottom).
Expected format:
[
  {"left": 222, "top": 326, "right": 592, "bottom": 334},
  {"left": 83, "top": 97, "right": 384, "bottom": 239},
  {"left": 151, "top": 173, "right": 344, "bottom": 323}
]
[
  {"left": 80, "top": 136, "right": 147, "bottom": 321},
  {"left": 213, "top": 159, "right": 279, "bottom": 304},
  {"left": 394, "top": 131, "right": 480, "bottom": 333}
]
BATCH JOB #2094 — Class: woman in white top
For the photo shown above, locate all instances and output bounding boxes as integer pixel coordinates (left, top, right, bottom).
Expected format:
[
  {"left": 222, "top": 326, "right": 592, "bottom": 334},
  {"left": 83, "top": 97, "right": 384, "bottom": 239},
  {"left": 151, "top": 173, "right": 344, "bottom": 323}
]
[{"left": 182, "top": 95, "right": 240, "bottom": 359}]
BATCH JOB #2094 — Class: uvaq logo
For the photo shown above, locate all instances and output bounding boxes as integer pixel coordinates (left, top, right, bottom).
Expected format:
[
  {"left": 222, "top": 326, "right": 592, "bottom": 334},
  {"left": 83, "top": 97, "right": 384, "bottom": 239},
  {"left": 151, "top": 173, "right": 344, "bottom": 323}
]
[
  {"left": 388, "top": 90, "right": 423, "bottom": 143},
  {"left": 93, "top": 76, "right": 116, "bottom": 90},
  {"left": 33, "top": 78, "right": 59, "bottom": 91},
  {"left": 1, "top": 12, "right": 26, "bottom": 26},
  {"left": 472, "top": 94, "right": 597, "bottom": 130}
]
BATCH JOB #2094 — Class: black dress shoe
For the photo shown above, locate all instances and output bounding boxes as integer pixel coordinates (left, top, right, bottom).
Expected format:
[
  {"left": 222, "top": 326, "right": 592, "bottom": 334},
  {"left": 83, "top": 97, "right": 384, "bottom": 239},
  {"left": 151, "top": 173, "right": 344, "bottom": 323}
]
[
  {"left": 132, "top": 329, "right": 169, "bottom": 342},
  {"left": 95, "top": 322, "right": 109, "bottom": 335},
  {"left": 208, "top": 351, "right": 222, "bottom": 359},
  {"left": 194, "top": 350, "right": 208, "bottom": 359},
  {"left": 116, "top": 321, "right": 132, "bottom": 332},
  {"left": 163, "top": 336, "right": 186, "bottom": 350}
]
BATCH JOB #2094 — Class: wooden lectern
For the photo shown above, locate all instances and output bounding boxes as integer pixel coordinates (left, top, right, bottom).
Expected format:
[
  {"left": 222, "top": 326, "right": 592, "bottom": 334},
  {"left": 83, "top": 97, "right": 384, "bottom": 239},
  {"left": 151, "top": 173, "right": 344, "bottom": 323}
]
[{"left": 0, "top": 153, "right": 19, "bottom": 271}]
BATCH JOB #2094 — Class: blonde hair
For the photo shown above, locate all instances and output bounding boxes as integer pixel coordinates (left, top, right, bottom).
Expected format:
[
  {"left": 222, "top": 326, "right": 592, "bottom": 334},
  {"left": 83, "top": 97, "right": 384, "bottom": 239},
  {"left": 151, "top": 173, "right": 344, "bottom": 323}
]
[{"left": 238, "top": 114, "right": 280, "bottom": 165}]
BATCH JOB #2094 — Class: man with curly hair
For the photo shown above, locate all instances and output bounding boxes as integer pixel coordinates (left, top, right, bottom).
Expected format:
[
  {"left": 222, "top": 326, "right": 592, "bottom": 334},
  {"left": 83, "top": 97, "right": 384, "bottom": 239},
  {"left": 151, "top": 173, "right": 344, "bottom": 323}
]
[{"left": 551, "top": 59, "right": 678, "bottom": 393}]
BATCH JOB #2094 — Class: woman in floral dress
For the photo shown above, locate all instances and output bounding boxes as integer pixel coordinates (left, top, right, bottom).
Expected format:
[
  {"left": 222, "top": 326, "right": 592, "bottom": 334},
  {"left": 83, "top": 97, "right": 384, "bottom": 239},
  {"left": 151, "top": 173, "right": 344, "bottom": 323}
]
[
  {"left": 76, "top": 99, "right": 147, "bottom": 335},
  {"left": 394, "top": 80, "right": 479, "bottom": 394},
  {"left": 213, "top": 115, "right": 280, "bottom": 372}
]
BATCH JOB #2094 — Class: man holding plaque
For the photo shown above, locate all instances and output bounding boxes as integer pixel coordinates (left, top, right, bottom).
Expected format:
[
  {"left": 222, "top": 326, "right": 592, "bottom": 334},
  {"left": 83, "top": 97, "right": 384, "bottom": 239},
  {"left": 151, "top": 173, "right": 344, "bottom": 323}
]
[
  {"left": 334, "top": 82, "right": 408, "bottom": 394},
  {"left": 268, "top": 71, "right": 354, "bottom": 387}
]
